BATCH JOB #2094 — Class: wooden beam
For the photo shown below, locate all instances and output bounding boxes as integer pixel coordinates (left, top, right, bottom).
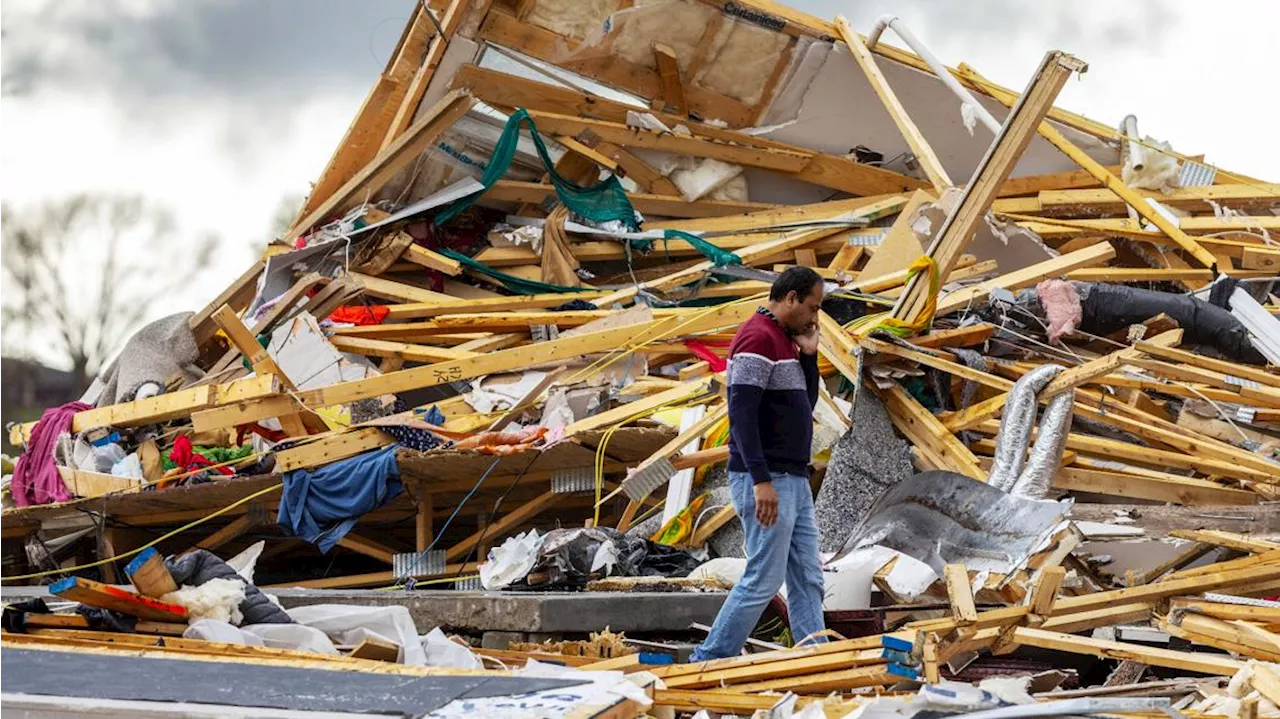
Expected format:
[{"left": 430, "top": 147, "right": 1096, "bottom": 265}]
[
  {"left": 485, "top": 180, "right": 775, "bottom": 218},
  {"left": 284, "top": 90, "right": 475, "bottom": 240},
  {"left": 652, "top": 42, "right": 687, "bottom": 116},
  {"left": 892, "top": 50, "right": 1085, "bottom": 323},
  {"left": 943, "top": 564, "right": 978, "bottom": 623},
  {"left": 958, "top": 65, "right": 1220, "bottom": 268},
  {"left": 336, "top": 532, "right": 398, "bottom": 564},
  {"left": 401, "top": 242, "right": 463, "bottom": 276},
  {"left": 298, "top": 301, "right": 755, "bottom": 408},
  {"left": 836, "top": 16, "right": 950, "bottom": 192},
  {"left": 195, "top": 514, "right": 257, "bottom": 552},
  {"left": 1012, "top": 626, "right": 1242, "bottom": 676},
  {"left": 329, "top": 336, "right": 477, "bottom": 364},
  {"left": 274, "top": 428, "right": 393, "bottom": 473},
  {"left": 1168, "top": 529, "right": 1280, "bottom": 554},
  {"left": 934, "top": 241, "right": 1115, "bottom": 315},
  {"left": 1028, "top": 565, "right": 1066, "bottom": 617},
  {"left": 211, "top": 305, "right": 316, "bottom": 436},
  {"left": 379, "top": 0, "right": 471, "bottom": 151},
  {"left": 445, "top": 489, "right": 563, "bottom": 562},
  {"left": 875, "top": 382, "right": 984, "bottom": 480}
]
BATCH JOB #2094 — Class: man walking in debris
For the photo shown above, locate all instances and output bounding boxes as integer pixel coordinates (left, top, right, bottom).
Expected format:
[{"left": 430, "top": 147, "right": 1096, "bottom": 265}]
[{"left": 692, "top": 266, "right": 827, "bottom": 661}]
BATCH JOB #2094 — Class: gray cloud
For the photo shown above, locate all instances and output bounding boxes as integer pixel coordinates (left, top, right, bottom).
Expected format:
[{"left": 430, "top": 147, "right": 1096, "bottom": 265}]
[{"left": 2, "top": 0, "right": 411, "bottom": 103}]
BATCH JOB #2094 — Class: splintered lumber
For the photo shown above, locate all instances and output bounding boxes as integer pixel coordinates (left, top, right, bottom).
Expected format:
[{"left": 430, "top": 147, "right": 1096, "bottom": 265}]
[
  {"left": 943, "top": 564, "right": 978, "bottom": 623},
  {"left": 837, "top": 17, "right": 950, "bottom": 192},
  {"left": 10, "top": 374, "right": 279, "bottom": 447},
  {"left": 349, "top": 637, "right": 402, "bottom": 662},
  {"left": 1169, "top": 529, "right": 1280, "bottom": 554},
  {"left": 385, "top": 291, "right": 611, "bottom": 319},
  {"left": 379, "top": 0, "right": 471, "bottom": 152},
  {"left": 875, "top": 382, "right": 985, "bottom": 480},
  {"left": 945, "top": 328, "right": 1181, "bottom": 431},
  {"left": 124, "top": 547, "right": 178, "bottom": 598},
  {"left": 274, "top": 428, "right": 393, "bottom": 473},
  {"left": 661, "top": 646, "right": 887, "bottom": 690},
  {"left": 1012, "top": 626, "right": 1243, "bottom": 676},
  {"left": 730, "top": 663, "right": 898, "bottom": 694},
  {"left": 893, "top": 50, "right": 1086, "bottom": 323},
  {"left": 958, "top": 64, "right": 1218, "bottom": 268},
  {"left": 297, "top": 300, "right": 757, "bottom": 407},
  {"left": 933, "top": 241, "right": 1116, "bottom": 315},
  {"left": 49, "top": 577, "right": 188, "bottom": 623},
  {"left": 284, "top": 90, "right": 475, "bottom": 241},
  {"left": 1164, "top": 614, "right": 1280, "bottom": 661},
  {"left": 1029, "top": 566, "right": 1066, "bottom": 618},
  {"left": 401, "top": 242, "right": 463, "bottom": 275}
]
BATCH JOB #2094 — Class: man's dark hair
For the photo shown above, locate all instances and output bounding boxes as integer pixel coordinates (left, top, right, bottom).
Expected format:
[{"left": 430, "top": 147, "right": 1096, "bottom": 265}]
[{"left": 769, "top": 266, "right": 823, "bottom": 301}]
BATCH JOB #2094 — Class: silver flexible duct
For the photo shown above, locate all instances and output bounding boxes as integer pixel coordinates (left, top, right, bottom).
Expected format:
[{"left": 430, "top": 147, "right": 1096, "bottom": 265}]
[{"left": 987, "top": 363, "right": 1075, "bottom": 498}]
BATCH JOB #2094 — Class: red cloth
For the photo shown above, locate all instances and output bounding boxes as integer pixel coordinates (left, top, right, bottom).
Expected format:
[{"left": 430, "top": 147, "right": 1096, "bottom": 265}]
[
  {"left": 328, "top": 305, "right": 390, "bottom": 326},
  {"left": 684, "top": 339, "right": 728, "bottom": 372},
  {"left": 169, "top": 436, "right": 233, "bottom": 476},
  {"left": 11, "top": 401, "right": 91, "bottom": 507}
]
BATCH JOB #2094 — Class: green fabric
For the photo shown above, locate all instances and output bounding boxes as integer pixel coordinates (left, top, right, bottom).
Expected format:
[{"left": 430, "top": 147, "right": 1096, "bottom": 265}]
[
  {"left": 662, "top": 230, "right": 741, "bottom": 267},
  {"left": 434, "top": 109, "right": 638, "bottom": 230},
  {"left": 437, "top": 247, "right": 588, "bottom": 295},
  {"left": 240, "top": 334, "right": 272, "bottom": 373},
  {"left": 161, "top": 444, "right": 254, "bottom": 472}
]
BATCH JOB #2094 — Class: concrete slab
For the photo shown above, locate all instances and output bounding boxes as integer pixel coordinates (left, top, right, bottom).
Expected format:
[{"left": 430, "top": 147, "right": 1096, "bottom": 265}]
[{"left": 268, "top": 590, "right": 729, "bottom": 634}]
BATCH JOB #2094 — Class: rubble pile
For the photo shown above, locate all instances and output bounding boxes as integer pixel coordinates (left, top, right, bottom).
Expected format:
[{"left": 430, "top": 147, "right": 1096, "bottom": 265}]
[{"left": 2, "top": 0, "right": 1278, "bottom": 715}]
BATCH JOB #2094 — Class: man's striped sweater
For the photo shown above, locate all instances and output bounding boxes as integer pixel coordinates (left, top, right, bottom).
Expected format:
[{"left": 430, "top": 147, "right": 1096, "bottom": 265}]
[{"left": 726, "top": 310, "right": 820, "bottom": 485}]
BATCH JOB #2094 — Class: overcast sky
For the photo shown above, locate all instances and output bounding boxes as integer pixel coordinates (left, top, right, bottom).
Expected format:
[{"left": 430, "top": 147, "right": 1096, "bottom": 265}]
[{"left": 2, "top": 0, "right": 1276, "bottom": 369}]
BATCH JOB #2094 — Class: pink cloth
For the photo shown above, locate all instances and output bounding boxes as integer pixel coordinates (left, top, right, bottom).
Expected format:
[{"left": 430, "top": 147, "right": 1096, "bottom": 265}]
[
  {"left": 1036, "top": 279, "right": 1082, "bottom": 342},
  {"left": 11, "top": 401, "right": 92, "bottom": 507}
]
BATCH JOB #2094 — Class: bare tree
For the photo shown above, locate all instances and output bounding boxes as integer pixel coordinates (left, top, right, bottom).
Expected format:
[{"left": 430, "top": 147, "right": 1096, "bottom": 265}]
[{"left": 2, "top": 194, "right": 217, "bottom": 390}]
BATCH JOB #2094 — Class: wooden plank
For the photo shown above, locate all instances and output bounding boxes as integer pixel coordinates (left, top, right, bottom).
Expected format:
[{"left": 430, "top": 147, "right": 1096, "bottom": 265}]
[
  {"left": 329, "top": 336, "right": 476, "bottom": 363},
  {"left": 998, "top": 166, "right": 1119, "bottom": 197},
  {"left": 380, "top": 0, "right": 471, "bottom": 151},
  {"left": 1029, "top": 566, "right": 1066, "bottom": 617},
  {"left": 195, "top": 514, "right": 257, "bottom": 552},
  {"left": 662, "top": 647, "right": 885, "bottom": 689},
  {"left": 944, "top": 328, "right": 1181, "bottom": 431},
  {"left": 837, "top": 17, "right": 950, "bottom": 192},
  {"left": 49, "top": 577, "right": 188, "bottom": 623},
  {"left": 857, "top": 189, "right": 933, "bottom": 279},
  {"left": 274, "top": 428, "right": 393, "bottom": 473},
  {"left": 652, "top": 42, "right": 687, "bottom": 116},
  {"left": 485, "top": 180, "right": 776, "bottom": 218},
  {"left": 349, "top": 637, "right": 402, "bottom": 662},
  {"left": 875, "top": 382, "right": 984, "bottom": 480},
  {"left": 284, "top": 90, "right": 475, "bottom": 239},
  {"left": 445, "top": 489, "right": 563, "bottom": 562},
  {"left": 1137, "top": 342, "right": 1280, "bottom": 389},
  {"left": 297, "top": 298, "right": 757, "bottom": 409},
  {"left": 386, "top": 291, "right": 610, "bottom": 320},
  {"left": 57, "top": 467, "right": 143, "bottom": 499},
  {"left": 337, "top": 533, "right": 398, "bottom": 564},
  {"left": 401, "top": 242, "right": 464, "bottom": 276},
  {"left": 893, "top": 51, "right": 1085, "bottom": 323},
  {"left": 935, "top": 241, "right": 1116, "bottom": 315},
  {"left": 729, "top": 663, "right": 896, "bottom": 694},
  {"left": 527, "top": 111, "right": 809, "bottom": 172},
  {"left": 189, "top": 258, "right": 266, "bottom": 347},
  {"left": 567, "top": 376, "right": 718, "bottom": 437},
  {"left": 944, "top": 564, "right": 978, "bottom": 623},
  {"left": 124, "top": 547, "right": 178, "bottom": 598},
  {"left": 212, "top": 304, "right": 315, "bottom": 437},
  {"left": 960, "top": 66, "right": 1220, "bottom": 267},
  {"left": 1013, "top": 626, "right": 1242, "bottom": 676},
  {"left": 1168, "top": 529, "right": 1280, "bottom": 554}
]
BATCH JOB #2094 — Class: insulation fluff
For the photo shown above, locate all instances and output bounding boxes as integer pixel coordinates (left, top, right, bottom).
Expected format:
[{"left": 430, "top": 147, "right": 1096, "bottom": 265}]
[
  {"left": 525, "top": 0, "right": 621, "bottom": 41},
  {"left": 1036, "top": 279, "right": 1083, "bottom": 342},
  {"left": 163, "top": 577, "right": 247, "bottom": 625},
  {"left": 1122, "top": 135, "right": 1180, "bottom": 193}
]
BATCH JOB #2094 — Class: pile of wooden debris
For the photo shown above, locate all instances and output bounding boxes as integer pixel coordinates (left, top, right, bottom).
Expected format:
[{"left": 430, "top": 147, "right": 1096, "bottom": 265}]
[{"left": 2, "top": 0, "right": 1278, "bottom": 714}]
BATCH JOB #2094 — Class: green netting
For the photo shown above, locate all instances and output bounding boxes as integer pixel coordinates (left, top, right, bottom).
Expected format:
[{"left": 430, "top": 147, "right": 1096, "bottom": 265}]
[
  {"left": 437, "top": 247, "right": 588, "bottom": 295},
  {"left": 434, "top": 109, "right": 639, "bottom": 230},
  {"left": 662, "top": 230, "right": 741, "bottom": 267}
]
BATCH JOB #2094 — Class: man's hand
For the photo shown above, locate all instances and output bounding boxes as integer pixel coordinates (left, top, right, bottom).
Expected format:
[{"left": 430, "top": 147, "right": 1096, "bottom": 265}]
[
  {"left": 754, "top": 481, "right": 779, "bottom": 527},
  {"left": 795, "top": 322, "right": 820, "bottom": 356}
]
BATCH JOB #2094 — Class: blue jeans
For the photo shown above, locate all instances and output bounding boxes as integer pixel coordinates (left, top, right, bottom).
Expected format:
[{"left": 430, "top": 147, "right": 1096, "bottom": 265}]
[{"left": 691, "top": 470, "right": 827, "bottom": 661}]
